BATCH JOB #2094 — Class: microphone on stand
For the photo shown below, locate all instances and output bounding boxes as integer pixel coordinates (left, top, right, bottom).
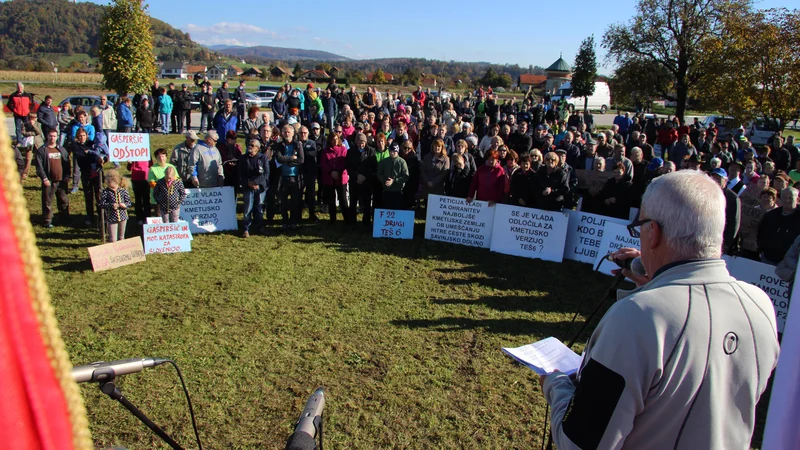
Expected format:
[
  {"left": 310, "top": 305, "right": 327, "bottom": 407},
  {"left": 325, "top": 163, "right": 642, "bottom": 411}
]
[
  {"left": 71, "top": 357, "right": 170, "bottom": 383},
  {"left": 285, "top": 387, "right": 325, "bottom": 450}
]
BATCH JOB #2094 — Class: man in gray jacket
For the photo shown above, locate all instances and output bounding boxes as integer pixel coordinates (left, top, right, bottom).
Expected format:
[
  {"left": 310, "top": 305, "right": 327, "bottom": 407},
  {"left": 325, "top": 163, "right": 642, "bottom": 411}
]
[
  {"left": 542, "top": 170, "right": 779, "bottom": 450},
  {"left": 189, "top": 130, "right": 224, "bottom": 188}
]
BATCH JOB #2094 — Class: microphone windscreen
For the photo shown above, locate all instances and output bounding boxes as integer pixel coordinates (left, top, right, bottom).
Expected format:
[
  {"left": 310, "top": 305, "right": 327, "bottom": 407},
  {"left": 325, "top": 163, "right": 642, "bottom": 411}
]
[{"left": 285, "top": 431, "right": 316, "bottom": 450}]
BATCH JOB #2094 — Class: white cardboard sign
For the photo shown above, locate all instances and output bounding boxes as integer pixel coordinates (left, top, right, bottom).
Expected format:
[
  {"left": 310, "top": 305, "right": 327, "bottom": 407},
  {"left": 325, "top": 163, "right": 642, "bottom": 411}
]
[
  {"left": 424, "top": 194, "right": 496, "bottom": 248},
  {"left": 490, "top": 204, "right": 569, "bottom": 263},
  {"left": 108, "top": 132, "right": 150, "bottom": 162},
  {"left": 179, "top": 187, "right": 238, "bottom": 233},
  {"left": 564, "top": 211, "right": 628, "bottom": 264},
  {"left": 723, "top": 255, "right": 789, "bottom": 334},
  {"left": 143, "top": 221, "right": 192, "bottom": 255}
]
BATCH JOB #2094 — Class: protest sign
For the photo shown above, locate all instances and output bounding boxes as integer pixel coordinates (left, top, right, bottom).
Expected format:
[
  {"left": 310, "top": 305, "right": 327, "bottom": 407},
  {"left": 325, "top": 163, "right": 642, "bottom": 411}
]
[
  {"left": 723, "top": 255, "right": 789, "bottom": 333},
  {"left": 143, "top": 221, "right": 192, "bottom": 255},
  {"left": 145, "top": 216, "right": 192, "bottom": 239},
  {"left": 179, "top": 187, "right": 238, "bottom": 234},
  {"left": 373, "top": 209, "right": 414, "bottom": 239},
  {"left": 425, "top": 194, "right": 495, "bottom": 248},
  {"left": 87, "top": 237, "right": 146, "bottom": 272},
  {"left": 629, "top": 208, "right": 639, "bottom": 222},
  {"left": 593, "top": 222, "right": 640, "bottom": 275},
  {"left": 564, "top": 211, "right": 628, "bottom": 264},
  {"left": 108, "top": 132, "right": 150, "bottom": 162},
  {"left": 490, "top": 204, "right": 569, "bottom": 262},
  {"left": 576, "top": 169, "right": 613, "bottom": 196},
  {"left": 738, "top": 187, "right": 764, "bottom": 253}
]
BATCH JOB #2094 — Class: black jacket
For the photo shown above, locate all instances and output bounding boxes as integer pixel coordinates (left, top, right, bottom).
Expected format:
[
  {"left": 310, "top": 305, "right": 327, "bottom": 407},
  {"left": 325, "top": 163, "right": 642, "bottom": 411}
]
[
  {"left": 301, "top": 139, "right": 319, "bottom": 174},
  {"left": 201, "top": 92, "right": 214, "bottom": 113},
  {"left": 238, "top": 152, "right": 269, "bottom": 191},
  {"left": 722, "top": 188, "right": 741, "bottom": 255},
  {"left": 598, "top": 175, "right": 634, "bottom": 220},
  {"left": 757, "top": 208, "right": 800, "bottom": 263},
  {"left": 510, "top": 168, "right": 536, "bottom": 206},
  {"left": 508, "top": 131, "right": 532, "bottom": 154},
  {"left": 136, "top": 106, "right": 154, "bottom": 128},
  {"left": 346, "top": 146, "right": 378, "bottom": 183},
  {"left": 176, "top": 90, "right": 192, "bottom": 110},
  {"left": 534, "top": 166, "right": 569, "bottom": 212}
]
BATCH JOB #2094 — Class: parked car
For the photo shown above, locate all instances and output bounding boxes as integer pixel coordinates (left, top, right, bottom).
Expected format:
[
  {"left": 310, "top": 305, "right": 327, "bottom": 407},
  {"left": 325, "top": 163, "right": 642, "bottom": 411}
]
[
  {"left": 251, "top": 90, "right": 276, "bottom": 108},
  {"left": 58, "top": 95, "right": 112, "bottom": 110},
  {"left": 701, "top": 115, "right": 738, "bottom": 137},
  {"left": 746, "top": 117, "right": 781, "bottom": 147},
  {"left": 257, "top": 85, "right": 280, "bottom": 94}
]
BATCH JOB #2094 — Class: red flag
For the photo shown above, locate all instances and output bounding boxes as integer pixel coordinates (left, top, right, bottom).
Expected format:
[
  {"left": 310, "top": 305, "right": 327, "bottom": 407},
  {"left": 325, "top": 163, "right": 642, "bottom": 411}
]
[{"left": 0, "top": 121, "right": 89, "bottom": 448}]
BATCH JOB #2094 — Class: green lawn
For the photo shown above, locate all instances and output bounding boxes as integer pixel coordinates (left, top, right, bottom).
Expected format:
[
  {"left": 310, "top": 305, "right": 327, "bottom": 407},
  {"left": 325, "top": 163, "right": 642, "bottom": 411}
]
[{"left": 25, "top": 133, "right": 769, "bottom": 449}]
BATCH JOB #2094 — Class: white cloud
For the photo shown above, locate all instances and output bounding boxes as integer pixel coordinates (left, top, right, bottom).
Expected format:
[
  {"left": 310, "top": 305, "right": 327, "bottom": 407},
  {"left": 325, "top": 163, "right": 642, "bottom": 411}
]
[
  {"left": 184, "top": 22, "right": 290, "bottom": 40},
  {"left": 193, "top": 36, "right": 259, "bottom": 47},
  {"left": 313, "top": 37, "right": 332, "bottom": 45}
]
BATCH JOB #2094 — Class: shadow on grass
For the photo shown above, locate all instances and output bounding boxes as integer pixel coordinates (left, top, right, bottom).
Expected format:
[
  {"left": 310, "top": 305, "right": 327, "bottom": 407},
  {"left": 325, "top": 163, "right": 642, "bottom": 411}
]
[
  {"left": 391, "top": 317, "right": 577, "bottom": 336},
  {"left": 40, "top": 255, "right": 92, "bottom": 272}
]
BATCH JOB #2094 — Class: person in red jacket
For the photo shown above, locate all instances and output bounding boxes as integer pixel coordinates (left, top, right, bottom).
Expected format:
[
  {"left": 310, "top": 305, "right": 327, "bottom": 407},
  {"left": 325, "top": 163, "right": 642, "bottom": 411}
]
[
  {"left": 412, "top": 85, "right": 426, "bottom": 107},
  {"left": 7, "top": 82, "right": 34, "bottom": 145},
  {"left": 466, "top": 150, "right": 508, "bottom": 205}
]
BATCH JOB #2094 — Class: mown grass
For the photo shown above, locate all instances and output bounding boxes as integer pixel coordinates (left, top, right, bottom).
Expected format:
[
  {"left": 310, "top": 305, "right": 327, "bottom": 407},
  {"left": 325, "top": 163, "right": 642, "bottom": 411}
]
[
  {"left": 23, "top": 133, "right": 616, "bottom": 449},
  {"left": 25, "top": 133, "right": 770, "bottom": 449}
]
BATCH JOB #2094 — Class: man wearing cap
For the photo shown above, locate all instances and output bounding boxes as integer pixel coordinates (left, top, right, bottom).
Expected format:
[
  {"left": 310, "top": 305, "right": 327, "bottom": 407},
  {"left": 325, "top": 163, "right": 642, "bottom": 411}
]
[
  {"left": 606, "top": 144, "right": 634, "bottom": 178},
  {"left": 577, "top": 137, "right": 599, "bottom": 171},
  {"left": 189, "top": 130, "right": 224, "bottom": 188},
  {"left": 377, "top": 142, "right": 409, "bottom": 210},
  {"left": 238, "top": 139, "right": 269, "bottom": 238},
  {"left": 727, "top": 161, "right": 746, "bottom": 195},
  {"left": 171, "top": 131, "right": 199, "bottom": 185},
  {"left": 541, "top": 133, "right": 556, "bottom": 154},
  {"left": 684, "top": 153, "right": 704, "bottom": 171}
]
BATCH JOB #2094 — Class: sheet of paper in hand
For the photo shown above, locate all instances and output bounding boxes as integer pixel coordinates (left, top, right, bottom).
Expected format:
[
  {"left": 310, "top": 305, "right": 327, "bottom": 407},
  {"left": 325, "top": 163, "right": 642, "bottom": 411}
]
[{"left": 502, "top": 337, "right": 583, "bottom": 376}]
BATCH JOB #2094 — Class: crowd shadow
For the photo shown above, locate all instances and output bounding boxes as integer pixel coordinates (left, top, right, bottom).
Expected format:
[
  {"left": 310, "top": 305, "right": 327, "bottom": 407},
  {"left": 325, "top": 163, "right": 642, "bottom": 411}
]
[{"left": 391, "top": 317, "right": 577, "bottom": 337}]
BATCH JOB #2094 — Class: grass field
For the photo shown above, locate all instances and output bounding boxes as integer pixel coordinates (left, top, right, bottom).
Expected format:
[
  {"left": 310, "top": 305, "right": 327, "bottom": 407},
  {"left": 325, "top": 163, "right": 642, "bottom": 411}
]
[
  {"left": 21, "top": 132, "right": 617, "bottom": 449},
  {"left": 20, "top": 132, "right": 776, "bottom": 449}
]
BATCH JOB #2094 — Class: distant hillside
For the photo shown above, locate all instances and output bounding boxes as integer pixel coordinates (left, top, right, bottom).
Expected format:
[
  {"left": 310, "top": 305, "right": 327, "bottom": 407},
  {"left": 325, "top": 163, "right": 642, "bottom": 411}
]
[
  {"left": 208, "top": 45, "right": 349, "bottom": 62},
  {"left": 0, "top": 0, "right": 215, "bottom": 70}
]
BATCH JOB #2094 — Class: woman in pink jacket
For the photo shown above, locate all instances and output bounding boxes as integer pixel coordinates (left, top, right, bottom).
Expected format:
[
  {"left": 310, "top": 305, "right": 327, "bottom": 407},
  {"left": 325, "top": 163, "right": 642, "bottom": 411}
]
[
  {"left": 127, "top": 159, "right": 153, "bottom": 224},
  {"left": 320, "top": 132, "right": 349, "bottom": 223},
  {"left": 466, "top": 150, "right": 508, "bottom": 206}
]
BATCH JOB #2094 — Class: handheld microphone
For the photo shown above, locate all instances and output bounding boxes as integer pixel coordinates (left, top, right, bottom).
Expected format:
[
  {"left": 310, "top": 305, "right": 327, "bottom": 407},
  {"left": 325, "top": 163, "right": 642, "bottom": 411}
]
[
  {"left": 71, "top": 357, "right": 169, "bottom": 383},
  {"left": 285, "top": 387, "right": 325, "bottom": 450},
  {"left": 611, "top": 255, "right": 647, "bottom": 277}
]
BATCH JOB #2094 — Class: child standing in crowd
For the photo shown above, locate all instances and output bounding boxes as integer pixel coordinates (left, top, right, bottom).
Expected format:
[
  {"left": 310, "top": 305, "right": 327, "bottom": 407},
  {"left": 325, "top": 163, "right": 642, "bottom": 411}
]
[
  {"left": 97, "top": 170, "right": 131, "bottom": 242},
  {"left": 153, "top": 166, "right": 187, "bottom": 223},
  {"left": 148, "top": 148, "right": 178, "bottom": 212}
]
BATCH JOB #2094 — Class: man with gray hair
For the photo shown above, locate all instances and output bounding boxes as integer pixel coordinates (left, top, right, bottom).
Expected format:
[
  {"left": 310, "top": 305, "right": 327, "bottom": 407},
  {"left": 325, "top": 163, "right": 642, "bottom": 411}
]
[
  {"left": 542, "top": 170, "right": 779, "bottom": 450},
  {"left": 189, "top": 130, "right": 224, "bottom": 188}
]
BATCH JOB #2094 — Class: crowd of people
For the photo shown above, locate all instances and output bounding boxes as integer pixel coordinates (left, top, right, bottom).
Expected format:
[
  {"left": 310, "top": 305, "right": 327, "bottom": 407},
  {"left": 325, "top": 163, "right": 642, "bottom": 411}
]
[{"left": 9, "top": 78, "right": 800, "bottom": 275}]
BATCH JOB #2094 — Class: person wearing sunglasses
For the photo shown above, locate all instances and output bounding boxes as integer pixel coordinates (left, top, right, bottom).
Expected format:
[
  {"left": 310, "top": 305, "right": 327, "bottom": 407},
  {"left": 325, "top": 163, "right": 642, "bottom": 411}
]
[{"left": 541, "top": 170, "right": 779, "bottom": 450}]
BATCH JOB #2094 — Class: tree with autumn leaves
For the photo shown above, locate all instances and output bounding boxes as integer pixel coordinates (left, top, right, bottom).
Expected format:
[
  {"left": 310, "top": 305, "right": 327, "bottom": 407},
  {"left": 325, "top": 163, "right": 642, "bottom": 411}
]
[
  {"left": 98, "top": 0, "right": 156, "bottom": 95},
  {"left": 702, "top": 8, "right": 800, "bottom": 130}
]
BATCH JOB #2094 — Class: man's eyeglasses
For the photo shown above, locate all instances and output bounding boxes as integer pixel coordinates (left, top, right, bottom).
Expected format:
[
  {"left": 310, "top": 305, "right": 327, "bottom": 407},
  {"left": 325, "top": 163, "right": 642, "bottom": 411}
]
[
  {"left": 335, "top": 130, "right": 343, "bottom": 133},
  {"left": 627, "top": 218, "right": 657, "bottom": 238}
]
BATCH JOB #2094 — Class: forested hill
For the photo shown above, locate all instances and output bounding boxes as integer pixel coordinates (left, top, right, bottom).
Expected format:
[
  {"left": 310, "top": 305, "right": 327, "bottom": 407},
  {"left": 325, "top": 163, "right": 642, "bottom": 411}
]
[{"left": 0, "top": 0, "right": 211, "bottom": 62}]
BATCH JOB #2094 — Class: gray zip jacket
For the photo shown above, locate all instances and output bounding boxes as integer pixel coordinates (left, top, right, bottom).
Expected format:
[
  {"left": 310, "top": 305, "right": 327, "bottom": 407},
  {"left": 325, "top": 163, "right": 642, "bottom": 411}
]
[{"left": 543, "top": 259, "right": 779, "bottom": 450}]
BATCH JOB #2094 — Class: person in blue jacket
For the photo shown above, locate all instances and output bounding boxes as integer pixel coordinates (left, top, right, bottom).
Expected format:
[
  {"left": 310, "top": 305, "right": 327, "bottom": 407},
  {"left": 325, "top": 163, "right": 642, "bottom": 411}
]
[
  {"left": 213, "top": 99, "right": 238, "bottom": 140},
  {"left": 117, "top": 96, "right": 134, "bottom": 132},
  {"left": 158, "top": 88, "right": 173, "bottom": 134}
]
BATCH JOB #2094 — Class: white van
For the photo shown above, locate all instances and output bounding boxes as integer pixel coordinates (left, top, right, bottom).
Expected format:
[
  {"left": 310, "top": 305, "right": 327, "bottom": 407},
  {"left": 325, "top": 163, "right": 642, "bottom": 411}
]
[
  {"left": 551, "top": 81, "right": 611, "bottom": 114},
  {"left": 746, "top": 117, "right": 781, "bottom": 147}
]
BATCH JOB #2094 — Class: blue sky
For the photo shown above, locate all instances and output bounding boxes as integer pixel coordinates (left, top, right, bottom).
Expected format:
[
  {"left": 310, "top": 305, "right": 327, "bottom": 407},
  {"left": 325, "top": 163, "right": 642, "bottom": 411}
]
[{"left": 82, "top": 0, "right": 789, "bottom": 69}]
